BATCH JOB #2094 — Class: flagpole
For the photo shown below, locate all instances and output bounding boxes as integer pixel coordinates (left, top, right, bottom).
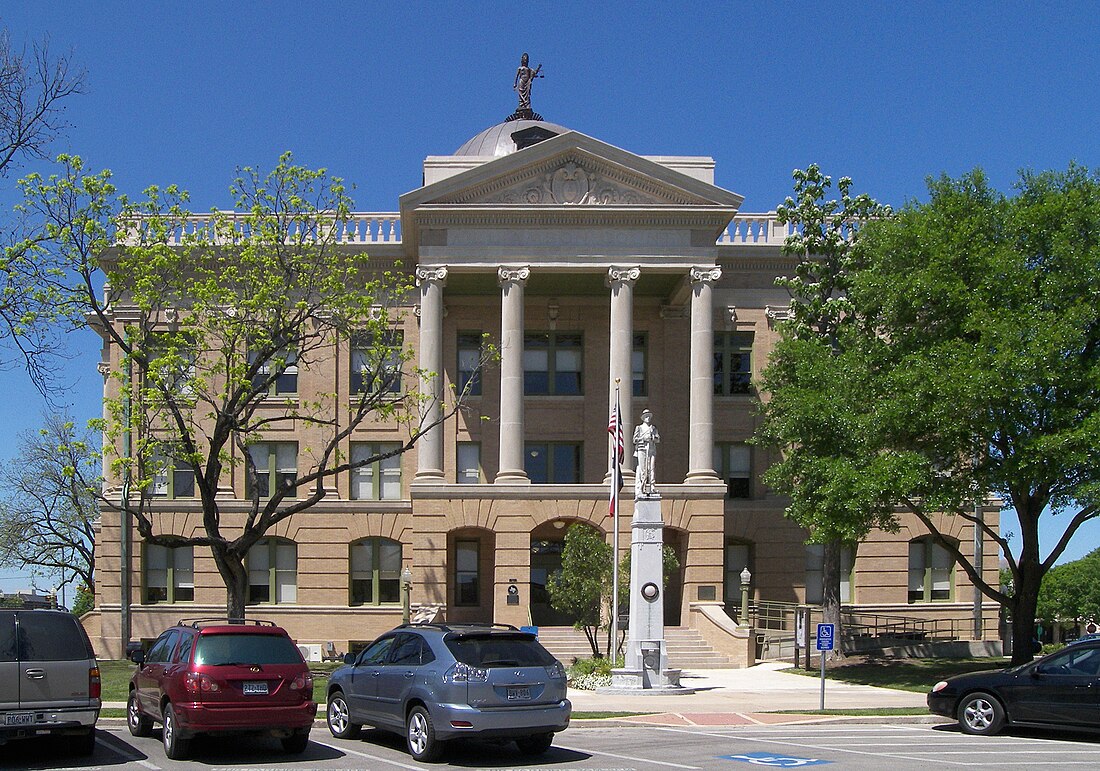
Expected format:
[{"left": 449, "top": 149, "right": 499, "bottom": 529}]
[{"left": 610, "top": 380, "right": 621, "bottom": 661}]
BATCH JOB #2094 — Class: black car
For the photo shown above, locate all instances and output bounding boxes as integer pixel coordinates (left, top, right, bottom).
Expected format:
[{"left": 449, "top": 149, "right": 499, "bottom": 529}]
[{"left": 928, "top": 641, "right": 1100, "bottom": 735}]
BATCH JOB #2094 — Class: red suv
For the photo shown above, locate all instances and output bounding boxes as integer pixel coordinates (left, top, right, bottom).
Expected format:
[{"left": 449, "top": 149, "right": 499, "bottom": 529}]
[{"left": 127, "top": 619, "right": 316, "bottom": 759}]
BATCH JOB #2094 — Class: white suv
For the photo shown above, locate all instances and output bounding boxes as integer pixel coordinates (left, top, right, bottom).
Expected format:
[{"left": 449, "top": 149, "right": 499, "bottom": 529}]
[{"left": 0, "top": 609, "right": 101, "bottom": 755}]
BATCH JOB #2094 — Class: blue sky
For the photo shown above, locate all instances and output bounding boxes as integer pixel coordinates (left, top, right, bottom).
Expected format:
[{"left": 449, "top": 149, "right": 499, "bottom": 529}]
[{"left": 0, "top": 2, "right": 1097, "bottom": 592}]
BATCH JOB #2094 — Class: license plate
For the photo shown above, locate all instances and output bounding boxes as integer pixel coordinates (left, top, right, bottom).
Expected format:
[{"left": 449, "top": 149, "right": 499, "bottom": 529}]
[
  {"left": 242, "top": 681, "right": 269, "bottom": 695},
  {"left": 506, "top": 686, "right": 530, "bottom": 701},
  {"left": 4, "top": 712, "right": 34, "bottom": 726}
]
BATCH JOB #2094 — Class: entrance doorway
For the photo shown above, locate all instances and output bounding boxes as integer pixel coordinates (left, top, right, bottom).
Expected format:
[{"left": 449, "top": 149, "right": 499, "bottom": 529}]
[{"left": 530, "top": 520, "right": 585, "bottom": 627}]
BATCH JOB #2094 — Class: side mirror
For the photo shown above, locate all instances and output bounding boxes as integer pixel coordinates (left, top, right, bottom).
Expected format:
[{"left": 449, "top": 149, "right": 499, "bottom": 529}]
[
  {"left": 130, "top": 649, "right": 146, "bottom": 665},
  {"left": 343, "top": 652, "right": 357, "bottom": 665}
]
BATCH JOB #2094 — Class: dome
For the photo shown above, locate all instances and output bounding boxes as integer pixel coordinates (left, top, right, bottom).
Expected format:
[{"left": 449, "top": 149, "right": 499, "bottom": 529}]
[{"left": 454, "top": 119, "right": 571, "bottom": 157}]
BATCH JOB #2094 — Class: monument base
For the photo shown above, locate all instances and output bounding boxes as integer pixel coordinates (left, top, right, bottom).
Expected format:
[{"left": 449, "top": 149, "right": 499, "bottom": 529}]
[{"left": 597, "top": 667, "right": 695, "bottom": 694}]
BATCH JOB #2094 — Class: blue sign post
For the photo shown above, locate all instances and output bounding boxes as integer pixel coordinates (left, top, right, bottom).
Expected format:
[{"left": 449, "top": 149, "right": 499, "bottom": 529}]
[{"left": 816, "top": 623, "right": 834, "bottom": 710}]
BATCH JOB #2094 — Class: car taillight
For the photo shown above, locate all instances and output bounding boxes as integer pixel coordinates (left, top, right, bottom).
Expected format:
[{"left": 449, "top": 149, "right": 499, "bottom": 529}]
[
  {"left": 290, "top": 672, "right": 313, "bottom": 691},
  {"left": 544, "top": 661, "right": 565, "bottom": 679},
  {"left": 89, "top": 666, "right": 101, "bottom": 699},
  {"left": 444, "top": 662, "right": 489, "bottom": 683},
  {"left": 932, "top": 681, "right": 949, "bottom": 693},
  {"left": 183, "top": 672, "right": 221, "bottom": 695}
]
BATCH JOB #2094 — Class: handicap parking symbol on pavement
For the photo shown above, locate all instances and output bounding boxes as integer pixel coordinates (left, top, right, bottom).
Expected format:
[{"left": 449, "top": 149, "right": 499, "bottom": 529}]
[{"left": 721, "top": 752, "right": 831, "bottom": 767}]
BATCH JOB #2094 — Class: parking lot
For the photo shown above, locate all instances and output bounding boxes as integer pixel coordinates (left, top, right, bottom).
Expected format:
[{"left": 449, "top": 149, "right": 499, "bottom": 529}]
[{"left": 5, "top": 722, "right": 1100, "bottom": 770}]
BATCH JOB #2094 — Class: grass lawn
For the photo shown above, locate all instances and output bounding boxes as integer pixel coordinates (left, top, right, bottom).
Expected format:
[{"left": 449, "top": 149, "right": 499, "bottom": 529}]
[{"left": 783, "top": 656, "right": 1010, "bottom": 693}]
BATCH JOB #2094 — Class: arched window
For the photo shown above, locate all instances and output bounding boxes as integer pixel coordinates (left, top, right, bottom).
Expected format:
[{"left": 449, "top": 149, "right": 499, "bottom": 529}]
[
  {"left": 805, "top": 544, "right": 855, "bottom": 605},
  {"left": 143, "top": 544, "right": 194, "bottom": 604},
  {"left": 246, "top": 537, "right": 296, "bottom": 604},
  {"left": 908, "top": 537, "right": 955, "bottom": 603},
  {"left": 350, "top": 538, "right": 403, "bottom": 605}
]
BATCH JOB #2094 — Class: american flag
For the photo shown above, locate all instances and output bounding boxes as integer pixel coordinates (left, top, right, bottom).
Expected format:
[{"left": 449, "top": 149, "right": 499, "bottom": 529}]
[{"left": 608, "top": 392, "right": 623, "bottom": 517}]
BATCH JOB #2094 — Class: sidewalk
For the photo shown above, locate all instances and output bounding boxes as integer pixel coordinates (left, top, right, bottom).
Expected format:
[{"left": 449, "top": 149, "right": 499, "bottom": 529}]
[{"left": 103, "top": 662, "right": 934, "bottom": 729}]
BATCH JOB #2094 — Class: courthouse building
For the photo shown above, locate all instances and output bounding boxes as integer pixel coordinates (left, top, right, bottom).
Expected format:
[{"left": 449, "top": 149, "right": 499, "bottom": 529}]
[{"left": 84, "top": 95, "right": 1001, "bottom": 660}]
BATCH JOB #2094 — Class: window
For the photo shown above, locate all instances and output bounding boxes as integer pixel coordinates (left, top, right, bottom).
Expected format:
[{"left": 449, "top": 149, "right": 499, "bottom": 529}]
[
  {"left": 632, "top": 333, "right": 647, "bottom": 397},
  {"left": 805, "top": 544, "right": 855, "bottom": 605},
  {"left": 146, "top": 333, "right": 196, "bottom": 398},
  {"left": 350, "top": 442, "right": 402, "bottom": 500},
  {"left": 246, "top": 442, "right": 297, "bottom": 499},
  {"left": 714, "top": 443, "right": 752, "bottom": 499},
  {"left": 143, "top": 544, "right": 194, "bottom": 604},
  {"left": 457, "top": 442, "right": 481, "bottom": 484},
  {"left": 457, "top": 331, "right": 483, "bottom": 396},
  {"left": 248, "top": 345, "right": 298, "bottom": 395},
  {"left": 147, "top": 448, "right": 196, "bottom": 499},
  {"left": 390, "top": 633, "right": 434, "bottom": 666},
  {"left": 351, "top": 330, "right": 403, "bottom": 394},
  {"left": 714, "top": 331, "right": 753, "bottom": 395},
  {"left": 455, "top": 539, "right": 480, "bottom": 606},
  {"left": 724, "top": 539, "right": 754, "bottom": 605},
  {"left": 909, "top": 537, "right": 955, "bottom": 603},
  {"left": 525, "top": 442, "right": 581, "bottom": 483},
  {"left": 349, "top": 538, "right": 402, "bottom": 605},
  {"left": 247, "top": 538, "right": 297, "bottom": 604},
  {"left": 523, "top": 332, "right": 583, "bottom": 395}
]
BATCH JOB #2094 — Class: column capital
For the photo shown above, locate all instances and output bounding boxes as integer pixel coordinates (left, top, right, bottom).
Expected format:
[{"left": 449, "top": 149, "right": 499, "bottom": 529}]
[
  {"left": 606, "top": 266, "right": 641, "bottom": 285},
  {"left": 689, "top": 266, "right": 722, "bottom": 284},
  {"left": 498, "top": 266, "right": 530, "bottom": 285},
  {"left": 415, "top": 266, "right": 448, "bottom": 286}
]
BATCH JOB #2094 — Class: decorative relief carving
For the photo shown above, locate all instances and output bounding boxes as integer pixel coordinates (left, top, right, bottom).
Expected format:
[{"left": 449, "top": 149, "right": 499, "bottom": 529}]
[
  {"left": 497, "top": 266, "right": 531, "bottom": 285},
  {"left": 475, "top": 158, "right": 673, "bottom": 206},
  {"left": 96, "top": 361, "right": 111, "bottom": 378},
  {"left": 689, "top": 266, "right": 722, "bottom": 284},
  {"left": 415, "top": 266, "right": 448, "bottom": 286},
  {"left": 727, "top": 305, "right": 738, "bottom": 325},
  {"left": 765, "top": 304, "right": 792, "bottom": 322},
  {"left": 607, "top": 266, "right": 641, "bottom": 285}
]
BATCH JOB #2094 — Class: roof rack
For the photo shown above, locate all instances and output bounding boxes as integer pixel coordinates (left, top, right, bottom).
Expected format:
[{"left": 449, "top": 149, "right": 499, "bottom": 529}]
[
  {"left": 176, "top": 618, "right": 277, "bottom": 628},
  {"left": 396, "top": 622, "right": 519, "bottom": 634}
]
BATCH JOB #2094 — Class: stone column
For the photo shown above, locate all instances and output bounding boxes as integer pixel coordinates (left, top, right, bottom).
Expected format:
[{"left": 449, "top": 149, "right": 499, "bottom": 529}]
[
  {"left": 415, "top": 266, "right": 447, "bottom": 482},
  {"left": 607, "top": 266, "right": 640, "bottom": 480},
  {"left": 686, "top": 266, "right": 722, "bottom": 482},
  {"left": 496, "top": 266, "right": 530, "bottom": 483}
]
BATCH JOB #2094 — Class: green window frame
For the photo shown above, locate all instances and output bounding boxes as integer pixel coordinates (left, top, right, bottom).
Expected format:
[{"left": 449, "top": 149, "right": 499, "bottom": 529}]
[
  {"left": 805, "top": 544, "right": 855, "bottom": 605},
  {"left": 248, "top": 345, "right": 298, "bottom": 396},
  {"left": 246, "top": 537, "right": 297, "bottom": 605},
  {"left": 349, "top": 537, "right": 403, "bottom": 606},
  {"left": 523, "top": 332, "right": 583, "bottom": 395},
  {"left": 713, "top": 331, "right": 753, "bottom": 395},
  {"left": 351, "top": 330, "right": 403, "bottom": 394},
  {"left": 713, "top": 442, "right": 752, "bottom": 499},
  {"left": 457, "top": 331, "right": 483, "bottom": 396},
  {"left": 524, "top": 442, "right": 582, "bottom": 483},
  {"left": 350, "top": 442, "right": 402, "bottom": 500},
  {"left": 143, "top": 544, "right": 194, "bottom": 604},
  {"left": 147, "top": 448, "right": 196, "bottom": 499},
  {"left": 246, "top": 442, "right": 297, "bottom": 499},
  {"left": 908, "top": 537, "right": 955, "bottom": 603},
  {"left": 455, "top": 539, "right": 480, "bottom": 606},
  {"left": 724, "top": 539, "right": 754, "bottom": 608}
]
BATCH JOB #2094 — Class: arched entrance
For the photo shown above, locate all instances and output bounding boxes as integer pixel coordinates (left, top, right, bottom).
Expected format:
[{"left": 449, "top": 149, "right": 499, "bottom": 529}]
[
  {"left": 529, "top": 519, "right": 588, "bottom": 627},
  {"left": 663, "top": 527, "right": 687, "bottom": 626}
]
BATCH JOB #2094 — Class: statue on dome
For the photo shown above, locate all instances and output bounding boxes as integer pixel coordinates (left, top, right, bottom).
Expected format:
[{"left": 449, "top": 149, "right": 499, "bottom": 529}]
[{"left": 507, "top": 53, "right": 544, "bottom": 122}]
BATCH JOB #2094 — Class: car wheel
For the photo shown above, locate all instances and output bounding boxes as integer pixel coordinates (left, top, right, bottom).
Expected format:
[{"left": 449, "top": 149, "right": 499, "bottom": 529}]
[
  {"left": 281, "top": 728, "right": 310, "bottom": 753},
  {"left": 128, "top": 692, "right": 153, "bottom": 737},
  {"left": 516, "top": 732, "right": 553, "bottom": 755},
  {"left": 161, "top": 703, "right": 191, "bottom": 760},
  {"left": 958, "top": 691, "right": 1006, "bottom": 735},
  {"left": 69, "top": 728, "right": 96, "bottom": 756},
  {"left": 406, "top": 705, "right": 443, "bottom": 762},
  {"left": 326, "top": 691, "right": 361, "bottom": 739}
]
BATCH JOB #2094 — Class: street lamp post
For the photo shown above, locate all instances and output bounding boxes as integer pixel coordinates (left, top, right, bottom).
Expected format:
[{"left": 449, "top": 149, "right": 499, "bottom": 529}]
[
  {"left": 401, "top": 567, "right": 413, "bottom": 624},
  {"left": 740, "top": 567, "right": 752, "bottom": 627}
]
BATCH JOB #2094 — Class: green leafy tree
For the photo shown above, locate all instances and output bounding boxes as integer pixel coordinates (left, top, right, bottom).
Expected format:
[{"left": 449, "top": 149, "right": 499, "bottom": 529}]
[
  {"left": 844, "top": 166, "right": 1100, "bottom": 664},
  {"left": 0, "top": 413, "right": 99, "bottom": 594},
  {"left": 71, "top": 584, "right": 94, "bottom": 616},
  {"left": 15, "top": 153, "right": 484, "bottom": 620},
  {"left": 1036, "top": 549, "right": 1100, "bottom": 626},
  {"left": 755, "top": 165, "right": 894, "bottom": 652},
  {"left": 547, "top": 523, "right": 610, "bottom": 657}
]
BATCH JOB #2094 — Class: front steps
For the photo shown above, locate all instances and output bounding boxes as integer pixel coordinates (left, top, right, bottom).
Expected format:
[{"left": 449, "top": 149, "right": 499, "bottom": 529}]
[{"left": 536, "top": 625, "right": 735, "bottom": 669}]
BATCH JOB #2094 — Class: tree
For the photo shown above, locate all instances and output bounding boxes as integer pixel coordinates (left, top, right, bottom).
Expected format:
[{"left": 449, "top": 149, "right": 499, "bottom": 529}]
[
  {"left": 0, "top": 30, "right": 85, "bottom": 388},
  {"left": 754, "top": 165, "right": 894, "bottom": 654},
  {"left": 845, "top": 166, "right": 1100, "bottom": 664},
  {"left": 0, "top": 413, "right": 99, "bottom": 594},
  {"left": 15, "top": 153, "right": 484, "bottom": 620},
  {"left": 1036, "top": 550, "right": 1100, "bottom": 627}
]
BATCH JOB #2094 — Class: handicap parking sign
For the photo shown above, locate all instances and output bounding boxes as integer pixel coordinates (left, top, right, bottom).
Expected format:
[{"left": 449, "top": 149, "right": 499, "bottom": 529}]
[
  {"left": 816, "top": 623, "right": 835, "bottom": 651},
  {"left": 722, "top": 752, "right": 831, "bottom": 767}
]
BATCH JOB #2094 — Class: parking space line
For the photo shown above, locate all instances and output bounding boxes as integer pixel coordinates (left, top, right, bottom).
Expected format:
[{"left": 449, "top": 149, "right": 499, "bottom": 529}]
[
  {"left": 308, "top": 739, "right": 427, "bottom": 770},
  {"left": 100, "top": 729, "right": 162, "bottom": 770},
  {"left": 555, "top": 742, "right": 701, "bottom": 769}
]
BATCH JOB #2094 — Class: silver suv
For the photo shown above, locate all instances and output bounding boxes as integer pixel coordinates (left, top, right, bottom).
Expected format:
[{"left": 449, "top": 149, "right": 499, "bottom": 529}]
[
  {"left": 0, "top": 609, "right": 101, "bottom": 755},
  {"left": 326, "top": 623, "right": 570, "bottom": 762}
]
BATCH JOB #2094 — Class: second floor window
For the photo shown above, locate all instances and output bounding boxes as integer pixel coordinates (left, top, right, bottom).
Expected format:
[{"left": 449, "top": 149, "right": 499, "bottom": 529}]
[
  {"left": 714, "top": 332, "right": 753, "bottom": 395},
  {"left": 457, "top": 442, "right": 481, "bottom": 484},
  {"left": 351, "top": 331, "right": 403, "bottom": 394},
  {"left": 524, "top": 332, "right": 583, "bottom": 395},
  {"left": 350, "top": 442, "right": 402, "bottom": 500},
  {"left": 246, "top": 442, "right": 297, "bottom": 499},
  {"left": 249, "top": 345, "right": 298, "bottom": 396},
  {"left": 457, "top": 331, "right": 483, "bottom": 396},
  {"left": 148, "top": 449, "right": 196, "bottom": 499},
  {"left": 714, "top": 443, "right": 752, "bottom": 499},
  {"left": 525, "top": 442, "right": 581, "bottom": 483},
  {"left": 632, "top": 333, "right": 647, "bottom": 397}
]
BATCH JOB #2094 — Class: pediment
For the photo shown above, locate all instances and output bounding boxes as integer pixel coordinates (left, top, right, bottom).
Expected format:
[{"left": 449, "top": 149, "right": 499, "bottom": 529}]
[{"left": 439, "top": 151, "right": 710, "bottom": 207}]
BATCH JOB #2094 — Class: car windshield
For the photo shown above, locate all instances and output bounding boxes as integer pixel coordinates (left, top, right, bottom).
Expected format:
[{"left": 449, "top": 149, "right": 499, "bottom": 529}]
[
  {"left": 194, "top": 633, "right": 302, "bottom": 665},
  {"left": 445, "top": 634, "right": 555, "bottom": 667}
]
